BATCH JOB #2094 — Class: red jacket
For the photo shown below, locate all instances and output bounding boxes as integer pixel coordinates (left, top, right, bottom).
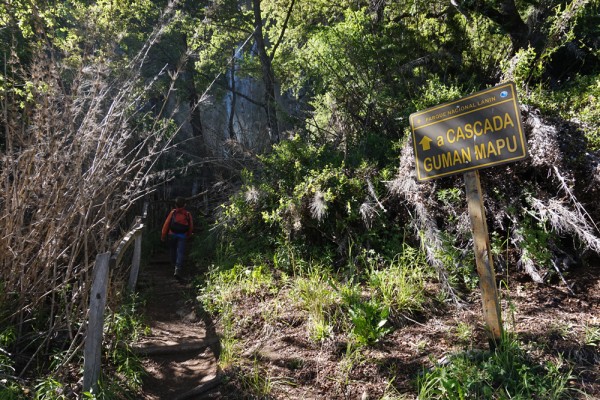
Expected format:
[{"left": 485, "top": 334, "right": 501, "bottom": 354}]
[{"left": 161, "top": 208, "right": 193, "bottom": 240}]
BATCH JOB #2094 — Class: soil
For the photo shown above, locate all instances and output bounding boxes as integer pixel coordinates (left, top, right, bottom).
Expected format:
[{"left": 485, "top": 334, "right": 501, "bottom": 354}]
[
  {"left": 136, "top": 250, "right": 600, "bottom": 399},
  {"left": 136, "top": 251, "right": 221, "bottom": 400}
]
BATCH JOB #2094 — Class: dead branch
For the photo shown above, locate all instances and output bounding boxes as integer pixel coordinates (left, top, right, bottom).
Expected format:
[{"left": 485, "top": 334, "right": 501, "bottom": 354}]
[{"left": 388, "top": 142, "right": 461, "bottom": 303}]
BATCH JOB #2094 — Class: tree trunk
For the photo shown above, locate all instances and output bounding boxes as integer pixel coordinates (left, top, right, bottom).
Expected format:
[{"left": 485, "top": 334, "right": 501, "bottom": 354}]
[
  {"left": 461, "top": 0, "right": 533, "bottom": 53},
  {"left": 228, "top": 47, "right": 237, "bottom": 140},
  {"left": 252, "top": 0, "right": 279, "bottom": 143},
  {"left": 180, "top": 33, "right": 212, "bottom": 185},
  {"left": 181, "top": 34, "right": 204, "bottom": 143}
]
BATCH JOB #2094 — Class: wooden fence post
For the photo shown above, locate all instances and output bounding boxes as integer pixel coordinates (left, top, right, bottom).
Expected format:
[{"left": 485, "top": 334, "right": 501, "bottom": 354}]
[
  {"left": 127, "top": 230, "right": 142, "bottom": 291},
  {"left": 83, "top": 251, "right": 111, "bottom": 393},
  {"left": 464, "top": 171, "right": 503, "bottom": 346},
  {"left": 83, "top": 204, "right": 148, "bottom": 390}
]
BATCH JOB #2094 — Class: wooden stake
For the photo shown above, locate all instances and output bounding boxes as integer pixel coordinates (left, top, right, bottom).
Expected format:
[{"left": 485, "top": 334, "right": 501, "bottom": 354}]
[
  {"left": 127, "top": 230, "right": 143, "bottom": 292},
  {"left": 83, "top": 252, "right": 111, "bottom": 393},
  {"left": 464, "top": 171, "right": 503, "bottom": 345}
]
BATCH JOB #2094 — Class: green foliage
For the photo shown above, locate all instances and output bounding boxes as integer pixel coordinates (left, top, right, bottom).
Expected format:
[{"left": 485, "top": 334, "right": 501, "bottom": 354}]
[
  {"left": 454, "top": 322, "right": 473, "bottom": 348},
  {"left": 194, "top": 265, "right": 243, "bottom": 369},
  {"left": 273, "top": 4, "right": 413, "bottom": 146},
  {"left": 18, "top": 299, "right": 148, "bottom": 399},
  {"left": 99, "top": 295, "right": 148, "bottom": 397},
  {"left": 216, "top": 134, "right": 395, "bottom": 269},
  {"left": 237, "top": 358, "right": 274, "bottom": 397},
  {"left": 34, "top": 377, "right": 67, "bottom": 400},
  {"left": 517, "top": 214, "right": 553, "bottom": 269},
  {"left": 502, "top": 45, "right": 544, "bottom": 87},
  {"left": 411, "top": 78, "right": 466, "bottom": 112},
  {"left": 368, "top": 247, "right": 427, "bottom": 315},
  {"left": 216, "top": 304, "right": 239, "bottom": 369},
  {"left": 417, "top": 335, "right": 574, "bottom": 400},
  {"left": 347, "top": 298, "right": 391, "bottom": 346},
  {"left": 105, "top": 295, "right": 149, "bottom": 345},
  {"left": 437, "top": 232, "right": 478, "bottom": 292},
  {"left": 437, "top": 188, "right": 462, "bottom": 206},
  {"left": 194, "top": 0, "right": 253, "bottom": 86},
  {"left": 528, "top": 74, "right": 600, "bottom": 151},
  {"left": 0, "top": 383, "right": 26, "bottom": 400},
  {"left": 338, "top": 245, "right": 427, "bottom": 346},
  {"left": 502, "top": 3, "right": 599, "bottom": 149},
  {"left": 4, "top": 0, "right": 599, "bottom": 395},
  {"left": 583, "top": 323, "right": 600, "bottom": 347},
  {"left": 459, "top": 13, "right": 512, "bottom": 79},
  {"left": 198, "top": 262, "right": 276, "bottom": 316},
  {"left": 292, "top": 266, "right": 339, "bottom": 342},
  {"left": 0, "top": 327, "right": 26, "bottom": 400}
]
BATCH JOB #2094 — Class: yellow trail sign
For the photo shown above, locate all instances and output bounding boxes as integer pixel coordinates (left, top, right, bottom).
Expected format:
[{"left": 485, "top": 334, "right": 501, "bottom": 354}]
[{"left": 410, "top": 81, "right": 528, "bottom": 181}]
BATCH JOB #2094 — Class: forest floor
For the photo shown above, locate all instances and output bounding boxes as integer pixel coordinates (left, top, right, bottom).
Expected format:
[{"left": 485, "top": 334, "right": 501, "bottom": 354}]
[{"left": 136, "top": 251, "right": 600, "bottom": 399}]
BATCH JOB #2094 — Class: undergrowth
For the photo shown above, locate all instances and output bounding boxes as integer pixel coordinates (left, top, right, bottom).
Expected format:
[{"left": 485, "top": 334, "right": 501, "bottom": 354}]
[
  {"left": 528, "top": 74, "right": 600, "bottom": 151},
  {"left": 198, "top": 243, "right": 430, "bottom": 356},
  {"left": 417, "top": 334, "right": 574, "bottom": 400},
  {"left": 195, "top": 224, "right": 592, "bottom": 398},
  {"left": 0, "top": 294, "right": 148, "bottom": 399}
]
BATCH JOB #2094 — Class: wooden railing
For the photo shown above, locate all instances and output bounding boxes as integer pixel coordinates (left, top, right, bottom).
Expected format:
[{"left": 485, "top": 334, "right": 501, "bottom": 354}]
[{"left": 82, "top": 203, "right": 148, "bottom": 393}]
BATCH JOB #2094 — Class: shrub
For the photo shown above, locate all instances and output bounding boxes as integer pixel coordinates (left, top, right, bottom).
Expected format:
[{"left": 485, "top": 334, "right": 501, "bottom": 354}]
[
  {"left": 528, "top": 74, "right": 600, "bottom": 151},
  {"left": 215, "top": 134, "right": 400, "bottom": 272},
  {"left": 0, "top": 8, "right": 177, "bottom": 386}
]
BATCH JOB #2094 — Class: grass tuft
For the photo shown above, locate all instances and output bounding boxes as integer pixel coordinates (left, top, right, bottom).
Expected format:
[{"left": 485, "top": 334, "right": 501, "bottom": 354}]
[{"left": 417, "top": 334, "right": 574, "bottom": 400}]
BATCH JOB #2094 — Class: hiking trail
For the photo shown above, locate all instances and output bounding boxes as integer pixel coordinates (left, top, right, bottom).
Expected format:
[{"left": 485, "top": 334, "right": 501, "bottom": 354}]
[{"left": 134, "top": 250, "right": 221, "bottom": 399}]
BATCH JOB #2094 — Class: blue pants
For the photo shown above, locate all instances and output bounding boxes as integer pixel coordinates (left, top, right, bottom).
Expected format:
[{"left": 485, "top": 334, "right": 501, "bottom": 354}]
[{"left": 169, "top": 234, "right": 187, "bottom": 271}]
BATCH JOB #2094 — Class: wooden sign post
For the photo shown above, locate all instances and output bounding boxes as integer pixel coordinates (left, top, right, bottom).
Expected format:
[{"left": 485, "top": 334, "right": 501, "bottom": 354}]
[
  {"left": 409, "top": 82, "right": 528, "bottom": 346},
  {"left": 464, "top": 170, "right": 503, "bottom": 343}
]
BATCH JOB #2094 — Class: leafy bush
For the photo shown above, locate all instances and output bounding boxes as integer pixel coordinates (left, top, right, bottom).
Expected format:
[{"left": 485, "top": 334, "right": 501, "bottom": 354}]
[
  {"left": 216, "top": 134, "right": 397, "bottom": 270},
  {"left": 0, "top": 383, "right": 26, "bottom": 400},
  {"left": 501, "top": 46, "right": 543, "bottom": 88},
  {"left": 90, "top": 295, "right": 149, "bottom": 399},
  {"left": 516, "top": 215, "right": 553, "bottom": 269},
  {"left": 528, "top": 74, "right": 600, "bottom": 151},
  {"left": 34, "top": 377, "right": 68, "bottom": 400},
  {"left": 436, "top": 232, "right": 478, "bottom": 293},
  {"left": 1, "top": 7, "right": 176, "bottom": 389},
  {"left": 411, "top": 77, "right": 466, "bottom": 112},
  {"left": 347, "top": 298, "right": 391, "bottom": 346},
  {"left": 0, "top": 327, "right": 27, "bottom": 399}
]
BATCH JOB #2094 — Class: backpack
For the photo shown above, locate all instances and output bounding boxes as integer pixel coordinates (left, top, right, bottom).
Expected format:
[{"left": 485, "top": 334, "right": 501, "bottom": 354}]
[{"left": 169, "top": 209, "right": 190, "bottom": 234}]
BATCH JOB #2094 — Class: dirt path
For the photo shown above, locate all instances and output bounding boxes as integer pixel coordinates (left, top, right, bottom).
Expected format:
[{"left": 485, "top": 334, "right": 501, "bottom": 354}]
[{"left": 134, "top": 251, "right": 221, "bottom": 399}]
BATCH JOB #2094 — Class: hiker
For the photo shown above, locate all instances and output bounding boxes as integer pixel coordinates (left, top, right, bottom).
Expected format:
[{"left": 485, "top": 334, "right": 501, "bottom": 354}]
[{"left": 161, "top": 197, "right": 193, "bottom": 278}]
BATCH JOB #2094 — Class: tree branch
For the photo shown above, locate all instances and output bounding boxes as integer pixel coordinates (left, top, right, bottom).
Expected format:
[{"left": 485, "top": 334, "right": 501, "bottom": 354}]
[
  {"left": 198, "top": 72, "right": 266, "bottom": 108},
  {"left": 270, "top": 0, "right": 296, "bottom": 61}
]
